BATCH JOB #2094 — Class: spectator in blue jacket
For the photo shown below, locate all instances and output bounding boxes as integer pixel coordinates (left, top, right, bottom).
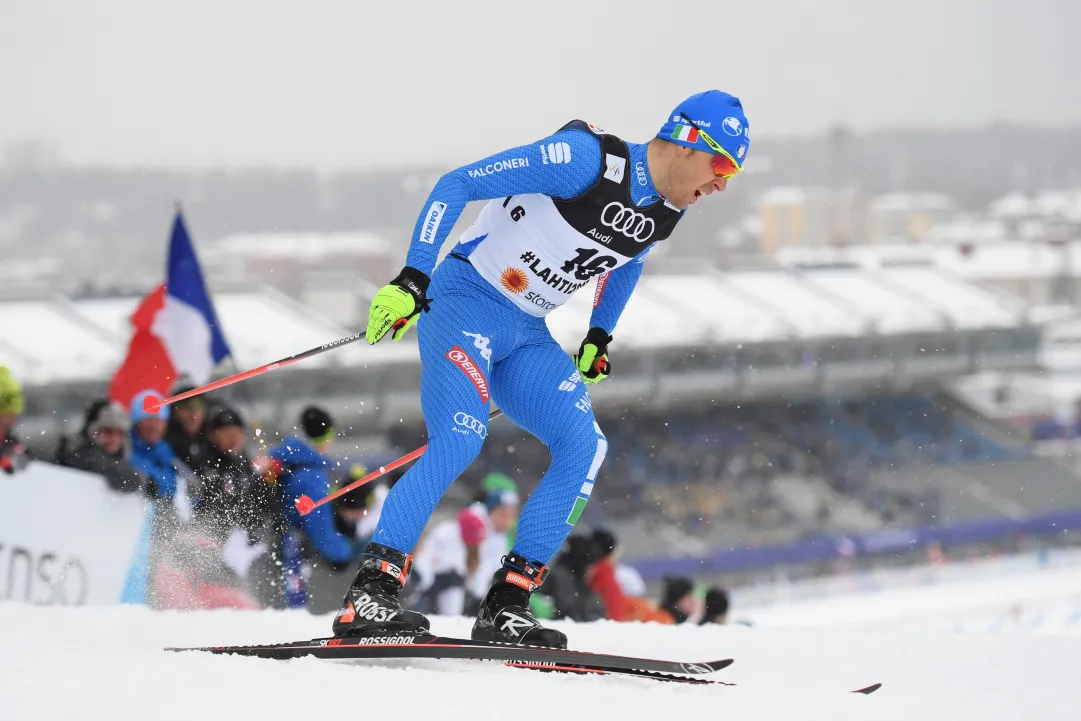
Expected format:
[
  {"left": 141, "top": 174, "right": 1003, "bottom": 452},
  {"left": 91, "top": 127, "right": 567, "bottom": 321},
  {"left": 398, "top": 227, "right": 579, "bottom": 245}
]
[
  {"left": 129, "top": 389, "right": 178, "bottom": 501},
  {"left": 270, "top": 406, "right": 361, "bottom": 571}
]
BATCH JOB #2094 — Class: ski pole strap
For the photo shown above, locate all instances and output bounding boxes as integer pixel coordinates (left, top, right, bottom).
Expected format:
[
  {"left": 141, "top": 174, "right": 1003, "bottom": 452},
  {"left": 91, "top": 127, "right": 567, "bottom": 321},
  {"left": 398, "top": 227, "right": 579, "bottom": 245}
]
[
  {"left": 361, "top": 542, "right": 414, "bottom": 586},
  {"left": 502, "top": 552, "right": 550, "bottom": 592}
]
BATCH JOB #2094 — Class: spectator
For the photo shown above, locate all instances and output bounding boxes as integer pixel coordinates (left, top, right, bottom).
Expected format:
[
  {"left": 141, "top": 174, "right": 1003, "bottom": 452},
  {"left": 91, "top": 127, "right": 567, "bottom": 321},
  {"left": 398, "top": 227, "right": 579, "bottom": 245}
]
[
  {"left": 659, "top": 576, "right": 697, "bottom": 624},
  {"left": 333, "top": 464, "right": 395, "bottom": 542},
  {"left": 477, "top": 472, "right": 519, "bottom": 547},
  {"left": 165, "top": 383, "right": 214, "bottom": 473},
  {"left": 270, "top": 405, "right": 362, "bottom": 571},
  {"left": 55, "top": 399, "right": 146, "bottom": 493},
  {"left": 586, "top": 528, "right": 673, "bottom": 624},
  {"left": 0, "top": 366, "right": 29, "bottom": 474},
  {"left": 466, "top": 490, "right": 521, "bottom": 609},
  {"left": 196, "top": 405, "right": 282, "bottom": 607},
  {"left": 292, "top": 468, "right": 400, "bottom": 615},
  {"left": 531, "top": 533, "right": 606, "bottom": 623},
  {"left": 411, "top": 491, "right": 520, "bottom": 616},
  {"left": 197, "top": 405, "right": 274, "bottom": 530},
  {"left": 129, "top": 389, "right": 179, "bottom": 500},
  {"left": 699, "top": 587, "right": 730, "bottom": 625}
]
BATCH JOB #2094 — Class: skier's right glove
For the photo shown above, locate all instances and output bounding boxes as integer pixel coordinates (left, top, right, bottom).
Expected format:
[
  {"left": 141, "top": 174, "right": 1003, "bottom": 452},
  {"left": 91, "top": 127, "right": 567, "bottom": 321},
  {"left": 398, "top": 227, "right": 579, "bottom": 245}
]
[
  {"left": 366, "top": 266, "right": 432, "bottom": 344},
  {"left": 573, "top": 327, "right": 613, "bottom": 384}
]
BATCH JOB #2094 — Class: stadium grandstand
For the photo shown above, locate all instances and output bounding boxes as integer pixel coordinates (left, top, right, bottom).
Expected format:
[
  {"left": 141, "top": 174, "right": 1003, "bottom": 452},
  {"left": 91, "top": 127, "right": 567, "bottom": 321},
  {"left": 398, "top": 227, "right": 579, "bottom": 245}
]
[{"left": 9, "top": 256, "right": 1078, "bottom": 590}]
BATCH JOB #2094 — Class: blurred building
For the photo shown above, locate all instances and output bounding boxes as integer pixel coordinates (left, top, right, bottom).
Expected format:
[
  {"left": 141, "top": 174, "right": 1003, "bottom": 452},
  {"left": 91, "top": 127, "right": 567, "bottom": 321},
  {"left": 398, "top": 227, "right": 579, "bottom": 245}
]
[
  {"left": 866, "top": 192, "right": 955, "bottom": 244},
  {"left": 200, "top": 232, "right": 397, "bottom": 327},
  {"left": 757, "top": 186, "right": 865, "bottom": 254}
]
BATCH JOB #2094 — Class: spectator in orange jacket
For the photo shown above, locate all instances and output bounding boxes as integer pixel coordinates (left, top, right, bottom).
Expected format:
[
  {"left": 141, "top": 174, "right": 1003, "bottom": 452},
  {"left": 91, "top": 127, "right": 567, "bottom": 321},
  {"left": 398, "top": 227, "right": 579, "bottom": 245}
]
[{"left": 586, "top": 528, "right": 674, "bottom": 624}]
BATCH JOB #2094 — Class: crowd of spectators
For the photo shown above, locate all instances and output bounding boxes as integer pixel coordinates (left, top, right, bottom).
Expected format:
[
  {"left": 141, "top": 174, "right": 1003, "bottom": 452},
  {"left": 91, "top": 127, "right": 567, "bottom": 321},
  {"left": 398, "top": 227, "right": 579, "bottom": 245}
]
[
  {"left": 6, "top": 364, "right": 733, "bottom": 624},
  {"left": 8, "top": 361, "right": 1019, "bottom": 623}
]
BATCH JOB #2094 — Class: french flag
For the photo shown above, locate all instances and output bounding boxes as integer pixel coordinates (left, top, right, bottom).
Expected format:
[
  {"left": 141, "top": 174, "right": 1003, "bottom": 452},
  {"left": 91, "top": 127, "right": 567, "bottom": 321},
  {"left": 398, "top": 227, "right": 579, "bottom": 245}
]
[{"left": 109, "top": 209, "right": 231, "bottom": 407}]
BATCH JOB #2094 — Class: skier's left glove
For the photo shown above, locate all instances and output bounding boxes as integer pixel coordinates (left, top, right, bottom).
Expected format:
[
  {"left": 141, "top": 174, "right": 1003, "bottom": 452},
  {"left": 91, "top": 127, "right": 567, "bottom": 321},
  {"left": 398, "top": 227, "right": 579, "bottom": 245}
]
[
  {"left": 366, "top": 266, "right": 432, "bottom": 344},
  {"left": 573, "top": 327, "right": 613, "bottom": 384}
]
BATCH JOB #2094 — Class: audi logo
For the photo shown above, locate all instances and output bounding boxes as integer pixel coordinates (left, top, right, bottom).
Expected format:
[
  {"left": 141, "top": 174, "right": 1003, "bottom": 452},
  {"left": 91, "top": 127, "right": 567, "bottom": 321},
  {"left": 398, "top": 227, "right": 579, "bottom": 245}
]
[
  {"left": 454, "top": 412, "right": 487, "bottom": 438},
  {"left": 447, "top": 349, "right": 468, "bottom": 363},
  {"left": 600, "top": 202, "right": 655, "bottom": 242}
]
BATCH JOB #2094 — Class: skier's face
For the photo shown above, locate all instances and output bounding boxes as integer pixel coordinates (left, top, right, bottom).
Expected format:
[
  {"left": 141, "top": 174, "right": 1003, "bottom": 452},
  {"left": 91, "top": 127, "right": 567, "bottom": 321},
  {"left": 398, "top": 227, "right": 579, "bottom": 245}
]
[{"left": 667, "top": 148, "right": 729, "bottom": 210}]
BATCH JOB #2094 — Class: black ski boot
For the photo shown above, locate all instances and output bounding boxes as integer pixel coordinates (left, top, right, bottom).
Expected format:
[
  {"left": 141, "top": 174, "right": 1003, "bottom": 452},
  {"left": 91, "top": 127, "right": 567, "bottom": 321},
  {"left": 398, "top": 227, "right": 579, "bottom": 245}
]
[
  {"left": 471, "top": 552, "right": 567, "bottom": 649},
  {"left": 332, "top": 543, "right": 430, "bottom": 638}
]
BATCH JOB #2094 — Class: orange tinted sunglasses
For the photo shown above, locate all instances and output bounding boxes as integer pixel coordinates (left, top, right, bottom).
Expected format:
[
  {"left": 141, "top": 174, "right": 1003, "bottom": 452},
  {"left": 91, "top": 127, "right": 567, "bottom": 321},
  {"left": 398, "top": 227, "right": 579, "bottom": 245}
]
[{"left": 678, "top": 112, "right": 742, "bottom": 179}]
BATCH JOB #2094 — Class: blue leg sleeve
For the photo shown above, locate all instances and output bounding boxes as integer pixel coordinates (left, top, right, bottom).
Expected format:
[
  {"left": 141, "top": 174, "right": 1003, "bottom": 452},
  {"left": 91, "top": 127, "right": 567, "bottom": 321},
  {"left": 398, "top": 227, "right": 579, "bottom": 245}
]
[
  {"left": 368, "top": 291, "right": 505, "bottom": 554},
  {"left": 490, "top": 341, "right": 606, "bottom": 565}
]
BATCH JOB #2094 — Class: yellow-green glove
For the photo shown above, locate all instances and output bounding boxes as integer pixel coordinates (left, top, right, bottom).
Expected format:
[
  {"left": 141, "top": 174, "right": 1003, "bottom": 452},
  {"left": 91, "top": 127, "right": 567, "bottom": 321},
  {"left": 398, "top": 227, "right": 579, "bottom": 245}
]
[
  {"left": 366, "top": 267, "right": 432, "bottom": 344},
  {"left": 573, "top": 327, "right": 613, "bottom": 384}
]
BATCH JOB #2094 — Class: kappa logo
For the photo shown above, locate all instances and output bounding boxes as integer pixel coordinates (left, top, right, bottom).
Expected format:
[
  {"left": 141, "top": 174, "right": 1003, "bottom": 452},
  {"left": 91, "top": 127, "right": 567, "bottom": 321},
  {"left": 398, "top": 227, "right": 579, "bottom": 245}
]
[
  {"left": 603, "top": 153, "right": 626, "bottom": 184},
  {"left": 446, "top": 346, "right": 490, "bottom": 402},
  {"left": 462, "top": 331, "right": 492, "bottom": 369}
]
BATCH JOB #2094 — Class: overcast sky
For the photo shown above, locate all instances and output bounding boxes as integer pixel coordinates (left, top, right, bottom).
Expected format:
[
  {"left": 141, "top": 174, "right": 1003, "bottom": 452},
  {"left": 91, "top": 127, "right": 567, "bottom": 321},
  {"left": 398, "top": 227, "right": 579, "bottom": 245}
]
[{"left": 2, "top": 0, "right": 1078, "bottom": 170}]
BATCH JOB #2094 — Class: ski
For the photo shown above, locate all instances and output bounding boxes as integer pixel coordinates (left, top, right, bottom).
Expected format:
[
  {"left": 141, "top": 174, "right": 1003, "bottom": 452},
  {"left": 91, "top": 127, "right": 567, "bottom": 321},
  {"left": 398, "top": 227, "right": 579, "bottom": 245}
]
[
  {"left": 165, "top": 632, "right": 733, "bottom": 677},
  {"left": 510, "top": 666, "right": 884, "bottom": 691},
  {"left": 504, "top": 661, "right": 736, "bottom": 685}
]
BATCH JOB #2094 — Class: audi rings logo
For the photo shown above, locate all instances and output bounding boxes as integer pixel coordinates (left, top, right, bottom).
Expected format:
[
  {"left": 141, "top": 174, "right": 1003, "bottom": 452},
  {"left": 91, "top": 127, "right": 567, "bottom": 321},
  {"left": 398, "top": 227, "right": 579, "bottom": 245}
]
[
  {"left": 600, "top": 202, "right": 655, "bottom": 242},
  {"left": 454, "top": 412, "right": 487, "bottom": 439}
]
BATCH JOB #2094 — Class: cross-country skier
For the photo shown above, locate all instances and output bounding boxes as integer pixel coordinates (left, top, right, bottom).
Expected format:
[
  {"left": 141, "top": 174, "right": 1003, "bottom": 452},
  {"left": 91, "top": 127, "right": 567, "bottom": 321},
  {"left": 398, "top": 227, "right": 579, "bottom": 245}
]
[{"left": 333, "top": 90, "right": 750, "bottom": 648}]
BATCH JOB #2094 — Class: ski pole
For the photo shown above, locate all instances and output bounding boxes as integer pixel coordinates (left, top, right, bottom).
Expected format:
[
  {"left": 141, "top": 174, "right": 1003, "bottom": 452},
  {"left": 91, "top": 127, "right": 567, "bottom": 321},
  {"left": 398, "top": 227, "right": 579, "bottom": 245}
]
[
  {"left": 294, "top": 408, "right": 505, "bottom": 515},
  {"left": 140, "top": 315, "right": 423, "bottom": 414},
  {"left": 140, "top": 332, "right": 365, "bottom": 414}
]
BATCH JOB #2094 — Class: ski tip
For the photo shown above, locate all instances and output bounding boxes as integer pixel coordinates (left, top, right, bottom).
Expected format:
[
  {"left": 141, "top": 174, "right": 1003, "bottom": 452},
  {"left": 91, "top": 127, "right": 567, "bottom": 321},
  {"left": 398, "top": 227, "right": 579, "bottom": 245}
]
[
  {"left": 678, "top": 659, "right": 734, "bottom": 674},
  {"left": 852, "top": 682, "right": 882, "bottom": 695}
]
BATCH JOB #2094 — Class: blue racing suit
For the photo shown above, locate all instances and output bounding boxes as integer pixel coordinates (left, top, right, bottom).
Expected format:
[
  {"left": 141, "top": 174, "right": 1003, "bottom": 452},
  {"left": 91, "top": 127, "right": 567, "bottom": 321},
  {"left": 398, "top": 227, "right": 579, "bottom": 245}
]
[{"left": 370, "top": 121, "right": 682, "bottom": 567}]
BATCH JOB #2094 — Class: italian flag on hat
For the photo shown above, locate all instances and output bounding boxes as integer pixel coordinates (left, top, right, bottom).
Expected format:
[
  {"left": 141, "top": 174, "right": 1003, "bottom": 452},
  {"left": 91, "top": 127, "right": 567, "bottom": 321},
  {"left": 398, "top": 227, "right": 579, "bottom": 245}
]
[{"left": 671, "top": 124, "right": 699, "bottom": 144}]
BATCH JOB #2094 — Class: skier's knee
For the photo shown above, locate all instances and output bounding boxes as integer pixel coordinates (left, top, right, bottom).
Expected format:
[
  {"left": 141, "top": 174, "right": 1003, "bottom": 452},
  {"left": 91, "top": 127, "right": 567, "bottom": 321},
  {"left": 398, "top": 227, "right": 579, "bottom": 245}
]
[
  {"left": 554, "top": 418, "right": 608, "bottom": 483},
  {"left": 439, "top": 414, "right": 488, "bottom": 474}
]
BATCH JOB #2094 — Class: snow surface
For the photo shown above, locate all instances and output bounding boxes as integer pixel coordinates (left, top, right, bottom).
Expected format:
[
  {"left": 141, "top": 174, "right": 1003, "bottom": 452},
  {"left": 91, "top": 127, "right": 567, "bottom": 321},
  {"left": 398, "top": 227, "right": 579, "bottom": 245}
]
[{"left": 3, "top": 581, "right": 1080, "bottom": 721}]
